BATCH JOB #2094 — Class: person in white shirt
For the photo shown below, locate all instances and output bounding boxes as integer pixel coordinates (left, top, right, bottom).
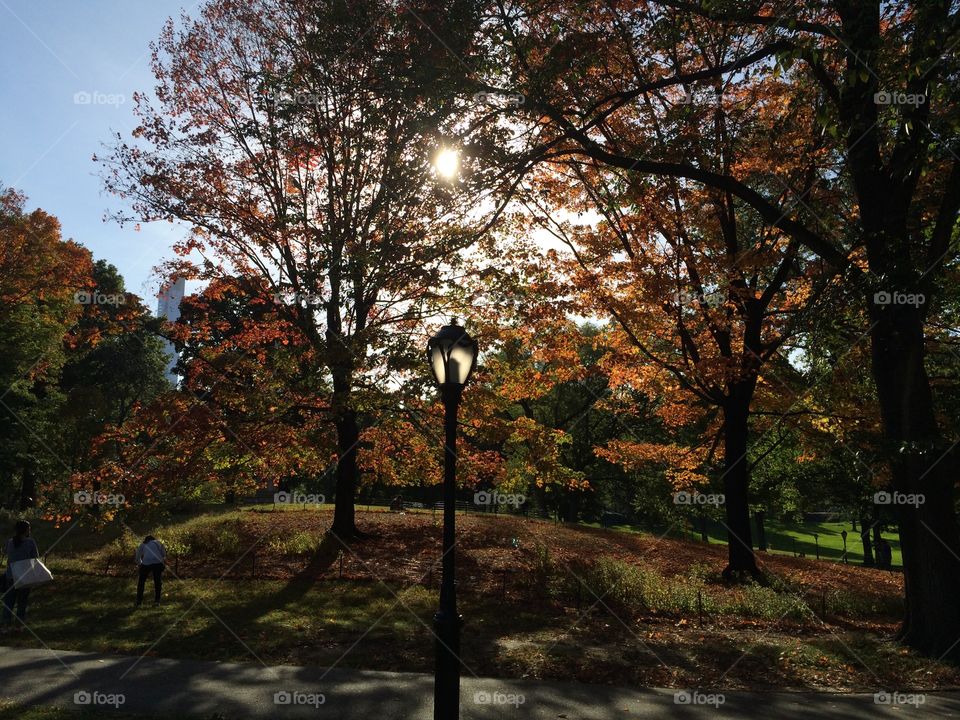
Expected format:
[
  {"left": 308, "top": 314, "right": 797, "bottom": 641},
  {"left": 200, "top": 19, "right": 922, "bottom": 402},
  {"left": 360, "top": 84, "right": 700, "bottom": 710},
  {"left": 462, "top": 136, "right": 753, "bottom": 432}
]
[{"left": 135, "top": 535, "right": 166, "bottom": 606}]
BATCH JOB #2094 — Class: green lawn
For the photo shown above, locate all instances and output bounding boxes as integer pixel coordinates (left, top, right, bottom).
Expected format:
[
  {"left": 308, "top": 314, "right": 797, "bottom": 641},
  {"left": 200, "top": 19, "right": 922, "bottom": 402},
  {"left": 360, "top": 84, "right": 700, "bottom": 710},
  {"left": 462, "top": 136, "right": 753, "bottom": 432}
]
[
  {"left": 1, "top": 568, "right": 441, "bottom": 671},
  {"left": 759, "top": 520, "right": 901, "bottom": 567},
  {"left": 0, "top": 507, "right": 941, "bottom": 692},
  {"left": 586, "top": 518, "right": 902, "bottom": 568}
]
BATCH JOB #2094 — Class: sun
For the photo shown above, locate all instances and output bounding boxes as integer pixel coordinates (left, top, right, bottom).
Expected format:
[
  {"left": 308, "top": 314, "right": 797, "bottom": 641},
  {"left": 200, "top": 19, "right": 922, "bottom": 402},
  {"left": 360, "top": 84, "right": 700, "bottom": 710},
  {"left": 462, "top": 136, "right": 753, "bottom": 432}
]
[{"left": 434, "top": 148, "right": 459, "bottom": 180}]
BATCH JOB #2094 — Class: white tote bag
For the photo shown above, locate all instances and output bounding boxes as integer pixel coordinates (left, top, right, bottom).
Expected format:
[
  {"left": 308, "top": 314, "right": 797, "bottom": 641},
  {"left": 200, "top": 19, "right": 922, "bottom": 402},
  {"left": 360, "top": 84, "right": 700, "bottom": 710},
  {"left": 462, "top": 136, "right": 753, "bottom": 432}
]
[{"left": 10, "top": 558, "right": 54, "bottom": 589}]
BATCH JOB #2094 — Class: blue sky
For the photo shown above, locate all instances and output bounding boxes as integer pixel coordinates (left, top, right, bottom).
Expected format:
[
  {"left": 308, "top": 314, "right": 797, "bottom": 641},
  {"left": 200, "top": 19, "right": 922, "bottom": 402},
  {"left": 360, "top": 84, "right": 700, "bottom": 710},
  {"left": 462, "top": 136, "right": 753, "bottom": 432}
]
[{"left": 0, "top": 1, "right": 196, "bottom": 305}]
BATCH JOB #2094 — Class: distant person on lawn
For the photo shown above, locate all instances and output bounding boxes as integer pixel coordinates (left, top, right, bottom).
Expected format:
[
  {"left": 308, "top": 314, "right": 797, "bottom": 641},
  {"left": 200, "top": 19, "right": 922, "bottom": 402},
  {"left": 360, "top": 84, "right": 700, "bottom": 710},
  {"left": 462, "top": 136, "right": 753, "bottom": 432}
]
[
  {"left": 135, "top": 535, "right": 166, "bottom": 606},
  {"left": 2, "top": 520, "right": 39, "bottom": 629}
]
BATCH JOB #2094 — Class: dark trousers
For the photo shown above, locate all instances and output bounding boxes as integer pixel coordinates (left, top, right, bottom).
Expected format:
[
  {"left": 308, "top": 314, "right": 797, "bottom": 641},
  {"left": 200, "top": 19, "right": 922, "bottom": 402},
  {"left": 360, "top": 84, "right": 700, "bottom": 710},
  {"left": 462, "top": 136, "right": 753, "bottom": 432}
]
[
  {"left": 2, "top": 576, "right": 30, "bottom": 623},
  {"left": 137, "top": 563, "right": 164, "bottom": 604}
]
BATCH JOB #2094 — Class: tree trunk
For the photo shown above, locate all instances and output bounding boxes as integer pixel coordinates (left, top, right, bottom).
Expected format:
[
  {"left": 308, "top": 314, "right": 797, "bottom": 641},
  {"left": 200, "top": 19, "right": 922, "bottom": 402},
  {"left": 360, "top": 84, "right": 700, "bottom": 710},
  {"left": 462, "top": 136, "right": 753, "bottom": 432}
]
[
  {"left": 755, "top": 510, "right": 767, "bottom": 551},
  {"left": 328, "top": 359, "right": 361, "bottom": 539},
  {"left": 330, "top": 409, "right": 361, "bottom": 538},
  {"left": 859, "top": 515, "right": 875, "bottom": 567},
  {"left": 18, "top": 466, "right": 35, "bottom": 510},
  {"left": 721, "top": 392, "right": 758, "bottom": 579},
  {"left": 869, "top": 301, "right": 960, "bottom": 660}
]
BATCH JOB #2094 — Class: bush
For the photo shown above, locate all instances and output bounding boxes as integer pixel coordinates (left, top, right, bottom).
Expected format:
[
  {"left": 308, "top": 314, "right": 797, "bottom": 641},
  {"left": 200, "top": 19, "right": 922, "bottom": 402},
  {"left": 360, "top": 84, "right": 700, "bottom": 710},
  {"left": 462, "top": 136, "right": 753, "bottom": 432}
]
[
  {"left": 581, "top": 557, "right": 704, "bottom": 614},
  {"left": 721, "top": 581, "right": 808, "bottom": 620},
  {"left": 267, "top": 531, "right": 323, "bottom": 556},
  {"left": 584, "top": 557, "right": 648, "bottom": 614},
  {"left": 102, "top": 529, "right": 139, "bottom": 567}
]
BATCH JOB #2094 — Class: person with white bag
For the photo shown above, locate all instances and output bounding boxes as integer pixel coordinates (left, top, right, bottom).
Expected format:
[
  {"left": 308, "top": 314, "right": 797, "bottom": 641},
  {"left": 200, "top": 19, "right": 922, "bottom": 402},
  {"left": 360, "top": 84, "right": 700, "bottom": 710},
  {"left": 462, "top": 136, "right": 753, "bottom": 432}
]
[{"left": 2, "top": 520, "right": 47, "bottom": 630}]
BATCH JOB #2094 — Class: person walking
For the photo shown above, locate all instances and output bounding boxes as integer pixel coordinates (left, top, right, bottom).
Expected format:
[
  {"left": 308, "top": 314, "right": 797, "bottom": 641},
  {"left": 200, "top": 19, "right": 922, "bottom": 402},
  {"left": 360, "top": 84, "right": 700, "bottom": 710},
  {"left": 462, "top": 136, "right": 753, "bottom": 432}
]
[
  {"left": 2, "top": 521, "right": 40, "bottom": 630},
  {"left": 135, "top": 535, "right": 166, "bottom": 606}
]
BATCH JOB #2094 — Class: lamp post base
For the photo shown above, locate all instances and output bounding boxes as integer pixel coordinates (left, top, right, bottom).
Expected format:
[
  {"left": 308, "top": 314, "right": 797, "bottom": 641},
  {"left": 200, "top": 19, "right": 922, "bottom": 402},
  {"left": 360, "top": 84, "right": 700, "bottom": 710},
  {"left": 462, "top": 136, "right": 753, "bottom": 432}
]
[{"left": 433, "top": 609, "right": 462, "bottom": 720}]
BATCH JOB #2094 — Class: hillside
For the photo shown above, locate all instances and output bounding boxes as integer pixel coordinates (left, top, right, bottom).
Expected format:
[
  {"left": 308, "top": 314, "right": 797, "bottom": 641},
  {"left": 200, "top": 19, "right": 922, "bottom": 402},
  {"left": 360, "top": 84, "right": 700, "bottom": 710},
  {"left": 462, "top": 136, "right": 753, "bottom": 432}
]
[{"left": 5, "top": 507, "right": 955, "bottom": 691}]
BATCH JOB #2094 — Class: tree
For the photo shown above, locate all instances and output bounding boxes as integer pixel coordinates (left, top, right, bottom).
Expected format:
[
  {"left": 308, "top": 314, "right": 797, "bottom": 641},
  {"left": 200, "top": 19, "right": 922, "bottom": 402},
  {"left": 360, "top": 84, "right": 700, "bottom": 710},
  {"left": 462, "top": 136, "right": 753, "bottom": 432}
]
[
  {"left": 100, "top": 0, "right": 504, "bottom": 537},
  {"left": 509, "top": 27, "right": 839, "bottom": 575},
  {"left": 486, "top": 0, "right": 960, "bottom": 658},
  {"left": 0, "top": 187, "right": 91, "bottom": 509},
  {"left": 59, "top": 260, "right": 170, "bottom": 474}
]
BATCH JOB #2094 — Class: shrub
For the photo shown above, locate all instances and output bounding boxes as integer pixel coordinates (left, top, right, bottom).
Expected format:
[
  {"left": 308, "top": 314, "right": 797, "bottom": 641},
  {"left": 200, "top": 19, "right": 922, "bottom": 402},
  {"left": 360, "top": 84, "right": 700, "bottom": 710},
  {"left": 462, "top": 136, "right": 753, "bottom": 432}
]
[
  {"left": 267, "top": 531, "right": 323, "bottom": 556},
  {"left": 722, "top": 581, "right": 808, "bottom": 620}
]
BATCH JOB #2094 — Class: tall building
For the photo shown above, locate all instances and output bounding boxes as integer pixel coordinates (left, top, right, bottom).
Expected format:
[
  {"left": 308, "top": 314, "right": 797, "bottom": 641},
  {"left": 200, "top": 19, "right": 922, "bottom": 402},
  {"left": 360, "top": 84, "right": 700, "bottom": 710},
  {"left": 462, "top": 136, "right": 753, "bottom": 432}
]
[{"left": 157, "top": 277, "right": 185, "bottom": 384}]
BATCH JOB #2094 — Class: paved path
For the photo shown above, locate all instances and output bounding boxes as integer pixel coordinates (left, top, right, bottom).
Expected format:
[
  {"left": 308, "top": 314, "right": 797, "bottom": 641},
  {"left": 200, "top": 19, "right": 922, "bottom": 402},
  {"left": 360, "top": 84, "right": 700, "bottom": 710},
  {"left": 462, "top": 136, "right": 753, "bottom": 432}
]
[{"left": 0, "top": 646, "right": 956, "bottom": 718}]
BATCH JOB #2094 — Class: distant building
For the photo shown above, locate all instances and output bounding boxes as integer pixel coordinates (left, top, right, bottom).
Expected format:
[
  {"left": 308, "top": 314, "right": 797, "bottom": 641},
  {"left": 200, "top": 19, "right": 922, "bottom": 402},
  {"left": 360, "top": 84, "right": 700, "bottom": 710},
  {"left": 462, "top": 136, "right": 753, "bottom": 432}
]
[{"left": 157, "top": 277, "right": 185, "bottom": 384}]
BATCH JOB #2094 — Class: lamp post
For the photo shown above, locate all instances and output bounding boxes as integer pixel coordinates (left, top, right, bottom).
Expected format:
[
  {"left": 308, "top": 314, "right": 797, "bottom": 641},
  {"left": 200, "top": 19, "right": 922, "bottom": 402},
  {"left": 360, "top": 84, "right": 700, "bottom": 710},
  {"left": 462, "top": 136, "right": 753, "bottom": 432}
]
[{"left": 427, "top": 321, "right": 478, "bottom": 720}]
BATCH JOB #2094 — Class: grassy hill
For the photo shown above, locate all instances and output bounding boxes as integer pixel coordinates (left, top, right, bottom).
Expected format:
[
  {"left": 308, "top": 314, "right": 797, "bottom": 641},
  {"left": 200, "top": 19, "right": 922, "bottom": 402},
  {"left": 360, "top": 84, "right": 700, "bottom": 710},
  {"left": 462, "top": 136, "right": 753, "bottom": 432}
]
[{"left": 1, "top": 506, "right": 955, "bottom": 692}]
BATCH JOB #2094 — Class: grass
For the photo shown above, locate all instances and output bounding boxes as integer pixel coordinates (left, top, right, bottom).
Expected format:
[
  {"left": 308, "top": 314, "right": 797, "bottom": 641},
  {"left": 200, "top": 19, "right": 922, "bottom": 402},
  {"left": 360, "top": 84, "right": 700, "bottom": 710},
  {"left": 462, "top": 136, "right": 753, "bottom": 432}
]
[
  {"left": 762, "top": 520, "right": 902, "bottom": 567},
  {"left": 587, "top": 517, "right": 903, "bottom": 568},
  {"left": 0, "top": 701, "right": 217, "bottom": 720},
  {"left": 2, "top": 570, "right": 437, "bottom": 670},
  {"left": 0, "top": 507, "right": 952, "bottom": 691}
]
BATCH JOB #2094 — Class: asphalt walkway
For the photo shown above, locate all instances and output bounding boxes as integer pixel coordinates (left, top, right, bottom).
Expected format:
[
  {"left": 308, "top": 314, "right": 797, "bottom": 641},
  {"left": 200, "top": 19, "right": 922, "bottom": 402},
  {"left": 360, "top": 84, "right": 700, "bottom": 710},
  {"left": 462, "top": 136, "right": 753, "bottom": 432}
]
[{"left": 0, "top": 646, "right": 955, "bottom": 718}]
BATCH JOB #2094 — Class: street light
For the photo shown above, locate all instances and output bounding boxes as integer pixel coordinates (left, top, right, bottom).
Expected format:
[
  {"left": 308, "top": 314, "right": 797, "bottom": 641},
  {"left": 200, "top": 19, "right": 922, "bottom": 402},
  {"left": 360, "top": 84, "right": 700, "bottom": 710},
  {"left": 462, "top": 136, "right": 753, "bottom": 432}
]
[{"left": 426, "top": 320, "right": 478, "bottom": 720}]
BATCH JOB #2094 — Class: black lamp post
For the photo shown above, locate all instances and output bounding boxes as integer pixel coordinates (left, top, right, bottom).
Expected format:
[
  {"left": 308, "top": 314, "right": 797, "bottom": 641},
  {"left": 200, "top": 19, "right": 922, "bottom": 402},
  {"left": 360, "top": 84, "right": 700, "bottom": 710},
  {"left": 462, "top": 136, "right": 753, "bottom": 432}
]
[{"left": 427, "top": 321, "right": 478, "bottom": 720}]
